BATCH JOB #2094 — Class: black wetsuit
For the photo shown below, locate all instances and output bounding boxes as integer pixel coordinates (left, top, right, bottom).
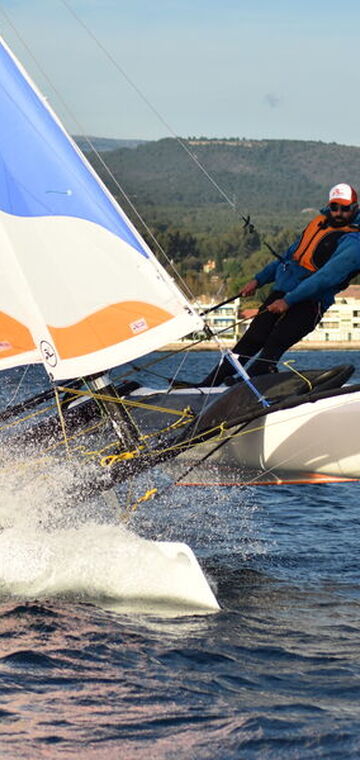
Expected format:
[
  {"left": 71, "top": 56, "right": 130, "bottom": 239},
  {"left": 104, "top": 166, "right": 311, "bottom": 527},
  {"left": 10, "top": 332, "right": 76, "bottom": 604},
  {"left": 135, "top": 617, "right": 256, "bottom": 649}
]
[{"left": 201, "top": 291, "right": 322, "bottom": 386}]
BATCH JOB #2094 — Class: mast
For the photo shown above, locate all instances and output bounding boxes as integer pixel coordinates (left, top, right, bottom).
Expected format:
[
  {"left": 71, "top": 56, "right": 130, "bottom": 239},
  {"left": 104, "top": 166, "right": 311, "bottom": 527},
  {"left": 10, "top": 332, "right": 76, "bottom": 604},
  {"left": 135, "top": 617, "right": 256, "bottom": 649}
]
[{"left": 87, "top": 373, "right": 141, "bottom": 450}]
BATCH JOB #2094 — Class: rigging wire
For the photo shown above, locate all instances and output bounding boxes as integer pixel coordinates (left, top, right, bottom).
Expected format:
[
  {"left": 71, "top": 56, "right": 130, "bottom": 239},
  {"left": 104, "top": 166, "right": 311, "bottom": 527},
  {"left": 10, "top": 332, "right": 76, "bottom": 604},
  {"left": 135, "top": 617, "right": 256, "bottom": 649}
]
[
  {"left": 55, "top": 3, "right": 285, "bottom": 268},
  {"left": 56, "top": 1, "right": 270, "bottom": 247},
  {"left": 4, "top": 365, "right": 30, "bottom": 409},
  {"left": 111, "top": 316, "right": 250, "bottom": 386},
  {"left": 56, "top": 0, "right": 288, "bottom": 260},
  {"left": 58, "top": 0, "right": 238, "bottom": 212}
]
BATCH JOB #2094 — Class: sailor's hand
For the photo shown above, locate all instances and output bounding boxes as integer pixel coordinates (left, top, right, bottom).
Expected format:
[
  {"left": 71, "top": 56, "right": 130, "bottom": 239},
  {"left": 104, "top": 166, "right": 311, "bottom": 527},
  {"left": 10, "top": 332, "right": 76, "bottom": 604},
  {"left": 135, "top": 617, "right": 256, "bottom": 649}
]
[
  {"left": 266, "top": 298, "right": 289, "bottom": 314},
  {"left": 240, "top": 279, "right": 258, "bottom": 297}
]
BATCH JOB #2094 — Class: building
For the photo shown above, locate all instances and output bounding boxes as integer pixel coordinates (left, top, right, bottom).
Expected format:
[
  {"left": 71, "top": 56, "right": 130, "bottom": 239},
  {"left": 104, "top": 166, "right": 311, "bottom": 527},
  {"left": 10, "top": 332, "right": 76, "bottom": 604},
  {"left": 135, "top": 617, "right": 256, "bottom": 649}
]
[
  {"left": 191, "top": 285, "right": 360, "bottom": 346},
  {"left": 202, "top": 259, "right": 216, "bottom": 274},
  {"left": 194, "top": 285, "right": 360, "bottom": 345},
  {"left": 302, "top": 285, "right": 360, "bottom": 343},
  {"left": 195, "top": 296, "right": 241, "bottom": 340}
]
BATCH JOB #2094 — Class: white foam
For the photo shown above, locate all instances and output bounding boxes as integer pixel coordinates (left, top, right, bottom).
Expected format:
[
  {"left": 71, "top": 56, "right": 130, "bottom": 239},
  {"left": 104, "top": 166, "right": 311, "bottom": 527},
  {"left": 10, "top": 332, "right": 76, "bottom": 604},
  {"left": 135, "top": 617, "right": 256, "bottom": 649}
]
[
  {"left": 0, "top": 522, "right": 219, "bottom": 615},
  {"left": 0, "top": 448, "right": 219, "bottom": 615}
]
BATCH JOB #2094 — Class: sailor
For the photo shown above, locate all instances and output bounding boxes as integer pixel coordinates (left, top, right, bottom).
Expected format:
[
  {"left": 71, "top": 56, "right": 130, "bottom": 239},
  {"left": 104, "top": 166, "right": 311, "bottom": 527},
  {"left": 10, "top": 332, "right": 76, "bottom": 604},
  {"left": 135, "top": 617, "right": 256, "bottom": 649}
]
[{"left": 200, "top": 183, "right": 360, "bottom": 386}]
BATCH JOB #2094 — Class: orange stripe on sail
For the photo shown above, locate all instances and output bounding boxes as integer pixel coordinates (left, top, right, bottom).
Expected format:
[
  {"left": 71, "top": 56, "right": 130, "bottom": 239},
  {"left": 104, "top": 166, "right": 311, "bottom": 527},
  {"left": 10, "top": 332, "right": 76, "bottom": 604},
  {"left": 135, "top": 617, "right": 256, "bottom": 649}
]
[
  {"left": 0, "top": 311, "right": 36, "bottom": 358},
  {"left": 48, "top": 301, "right": 173, "bottom": 359}
]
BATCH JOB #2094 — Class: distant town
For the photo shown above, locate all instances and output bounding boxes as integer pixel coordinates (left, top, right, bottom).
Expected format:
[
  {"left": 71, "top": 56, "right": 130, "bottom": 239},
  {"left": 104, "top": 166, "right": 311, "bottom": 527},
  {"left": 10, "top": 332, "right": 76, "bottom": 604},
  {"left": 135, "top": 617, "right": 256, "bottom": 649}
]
[{"left": 192, "top": 285, "right": 360, "bottom": 348}]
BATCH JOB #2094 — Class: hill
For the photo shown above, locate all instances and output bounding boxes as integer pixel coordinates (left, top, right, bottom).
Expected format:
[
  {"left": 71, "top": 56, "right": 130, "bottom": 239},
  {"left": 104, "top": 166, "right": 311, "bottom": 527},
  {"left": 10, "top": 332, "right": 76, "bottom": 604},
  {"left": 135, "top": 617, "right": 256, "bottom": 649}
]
[
  {"left": 74, "top": 136, "right": 147, "bottom": 152},
  {"left": 88, "top": 137, "right": 360, "bottom": 217}
]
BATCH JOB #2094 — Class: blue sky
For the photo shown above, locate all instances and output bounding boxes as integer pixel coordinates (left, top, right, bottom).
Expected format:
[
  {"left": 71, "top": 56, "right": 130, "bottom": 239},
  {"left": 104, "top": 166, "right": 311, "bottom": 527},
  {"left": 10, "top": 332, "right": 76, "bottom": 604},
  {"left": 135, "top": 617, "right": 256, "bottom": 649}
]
[{"left": 1, "top": 0, "right": 360, "bottom": 145}]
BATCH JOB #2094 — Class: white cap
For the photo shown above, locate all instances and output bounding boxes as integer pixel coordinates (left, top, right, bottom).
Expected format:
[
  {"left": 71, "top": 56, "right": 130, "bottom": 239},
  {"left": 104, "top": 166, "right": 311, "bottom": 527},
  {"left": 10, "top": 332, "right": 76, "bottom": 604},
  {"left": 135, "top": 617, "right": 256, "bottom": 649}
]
[{"left": 329, "top": 183, "right": 358, "bottom": 205}]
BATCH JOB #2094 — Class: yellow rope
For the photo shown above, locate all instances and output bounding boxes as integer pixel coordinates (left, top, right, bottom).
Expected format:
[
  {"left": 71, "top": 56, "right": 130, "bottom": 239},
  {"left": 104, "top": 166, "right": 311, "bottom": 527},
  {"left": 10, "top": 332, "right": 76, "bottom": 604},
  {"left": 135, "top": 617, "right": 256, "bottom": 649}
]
[
  {"left": 98, "top": 418, "right": 232, "bottom": 468},
  {"left": 1, "top": 377, "right": 276, "bottom": 475},
  {"left": 121, "top": 487, "right": 158, "bottom": 521},
  {"left": 0, "top": 388, "right": 82, "bottom": 434},
  {"left": 130, "top": 487, "right": 158, "bottom": 509},
  {"left": 57, "top": 385, "right": 196, "bottom": 418},
  {"left": 40, "top": 418, "right": 108, "bottom": 456},
  {"left": 0, "top": 382, "right": 194, "bottom": 467},
  {"left": 54, "top": 387, "right": 71, "bottom": 460},
  {"left": 100, "top": 447, "right": 144, "bottom": 467},
  {"left": 282, "top": 360, "right": 313, "bottom": 391},
  {"left": 0, "top": 402, "right": 58, "bottom": 433},
  {"left": 139, "top": 406, "right": 193, "bottom": 440},
  {"left": 0, "top": 377, "right": 277, "bottom": 476}
]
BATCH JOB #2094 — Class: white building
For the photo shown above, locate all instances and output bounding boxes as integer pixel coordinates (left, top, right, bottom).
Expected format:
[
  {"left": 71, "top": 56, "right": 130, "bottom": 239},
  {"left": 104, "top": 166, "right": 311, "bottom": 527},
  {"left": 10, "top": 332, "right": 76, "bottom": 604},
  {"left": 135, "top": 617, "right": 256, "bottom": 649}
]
[
  {"left": 197, "top": 285, "right": 360, "bottom": 344},
  {"left": 195, "top": 297, "right": 241, "bottom": 340},
  {"left": 302, "top": 285, "right": 360, "bottom": 343},
  {"left": 194, "top": 285, "right": 360, "bottom": 344}
]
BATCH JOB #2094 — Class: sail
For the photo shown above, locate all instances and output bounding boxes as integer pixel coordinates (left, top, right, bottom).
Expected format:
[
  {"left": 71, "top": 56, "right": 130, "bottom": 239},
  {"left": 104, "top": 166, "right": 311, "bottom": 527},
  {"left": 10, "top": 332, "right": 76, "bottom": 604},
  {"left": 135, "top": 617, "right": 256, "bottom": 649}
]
[{"left": 0, "top": 37, "right": 203, "bottom": 381}]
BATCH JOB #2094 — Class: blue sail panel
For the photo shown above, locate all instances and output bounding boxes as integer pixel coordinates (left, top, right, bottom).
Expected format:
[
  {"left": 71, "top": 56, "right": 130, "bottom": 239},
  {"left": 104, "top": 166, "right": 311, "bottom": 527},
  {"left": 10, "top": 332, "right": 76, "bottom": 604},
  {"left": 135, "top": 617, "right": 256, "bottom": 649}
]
[
  {"left": 0, "top": 37, "right": 203, "bottom": 380},
  {"left": 0, "top": 39, "right": 148, "bottom": 257}
]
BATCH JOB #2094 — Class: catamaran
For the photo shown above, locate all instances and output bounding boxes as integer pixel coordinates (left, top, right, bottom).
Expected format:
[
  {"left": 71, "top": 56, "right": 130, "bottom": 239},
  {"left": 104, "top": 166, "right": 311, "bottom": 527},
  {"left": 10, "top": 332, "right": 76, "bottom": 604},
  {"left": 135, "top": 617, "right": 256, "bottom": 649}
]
[
  {"left": 0, "top": 35, "right": 223, "bottom": 613},
  {"left": 1, "top": 28, "right": 360, "bottom": 565}
]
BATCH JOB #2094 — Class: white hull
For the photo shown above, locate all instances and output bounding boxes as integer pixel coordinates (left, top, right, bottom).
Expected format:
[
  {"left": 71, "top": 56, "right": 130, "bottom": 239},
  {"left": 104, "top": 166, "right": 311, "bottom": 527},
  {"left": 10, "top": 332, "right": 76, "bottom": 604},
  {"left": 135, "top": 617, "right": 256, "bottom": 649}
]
[
  {"left": 132, "top": 385, "right": 360, "bottom": 479},
  {"left": 199, "top": 390, "right": 360, "bottom": 478}
]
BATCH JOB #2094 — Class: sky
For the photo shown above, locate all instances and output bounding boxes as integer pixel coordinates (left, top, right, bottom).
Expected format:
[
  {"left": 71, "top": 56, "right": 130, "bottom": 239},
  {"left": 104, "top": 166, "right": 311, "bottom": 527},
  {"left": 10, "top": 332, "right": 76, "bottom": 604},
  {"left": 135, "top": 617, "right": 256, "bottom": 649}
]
[{"left": 1, "top": 0, "right": 360, "bottom": 146}]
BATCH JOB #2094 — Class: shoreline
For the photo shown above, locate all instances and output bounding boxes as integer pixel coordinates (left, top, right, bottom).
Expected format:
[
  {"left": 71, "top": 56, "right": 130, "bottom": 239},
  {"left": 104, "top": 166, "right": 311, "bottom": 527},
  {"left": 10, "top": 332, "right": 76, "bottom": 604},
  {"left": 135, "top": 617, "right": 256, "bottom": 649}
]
[{"left": 161, "top": 341, "right": 360, "bottom": 352}]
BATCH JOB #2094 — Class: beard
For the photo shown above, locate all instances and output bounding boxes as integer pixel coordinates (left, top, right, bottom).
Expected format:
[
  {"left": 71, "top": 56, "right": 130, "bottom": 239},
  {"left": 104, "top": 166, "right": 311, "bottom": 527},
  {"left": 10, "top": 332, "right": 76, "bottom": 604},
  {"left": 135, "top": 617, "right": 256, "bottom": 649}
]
[{"left": 331, "top": 215, "right": 354, "bottom": 227}]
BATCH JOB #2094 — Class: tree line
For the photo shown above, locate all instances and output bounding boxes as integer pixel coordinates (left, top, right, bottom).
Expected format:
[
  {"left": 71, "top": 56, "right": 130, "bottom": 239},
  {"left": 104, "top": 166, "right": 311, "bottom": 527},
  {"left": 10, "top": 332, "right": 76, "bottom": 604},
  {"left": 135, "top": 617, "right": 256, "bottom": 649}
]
[{"left": 142, "top": 220, "right": 299, "bottom": 300}]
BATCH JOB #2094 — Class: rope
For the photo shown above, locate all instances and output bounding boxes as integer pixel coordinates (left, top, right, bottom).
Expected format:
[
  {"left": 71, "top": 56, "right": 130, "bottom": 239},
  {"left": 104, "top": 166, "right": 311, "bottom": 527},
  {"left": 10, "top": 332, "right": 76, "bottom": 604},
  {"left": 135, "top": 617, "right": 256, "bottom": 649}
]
[
  {"left": 53, "top": 387, "right": 71, "bottom": 460},
  {"left": 121, "top": 487, "right": 158, "bottom": 522},
  {"left": 56, "top": 385, "right": 196, "bottom": 418},
  {"left": 99, "top": 419, "right": 230, "bottom": 470},
  {"left": 282, "top": 360, "right": 313, "bottom": 390},
  {"left": 42, "top": 418, "right": 108, "bottom": 457}
]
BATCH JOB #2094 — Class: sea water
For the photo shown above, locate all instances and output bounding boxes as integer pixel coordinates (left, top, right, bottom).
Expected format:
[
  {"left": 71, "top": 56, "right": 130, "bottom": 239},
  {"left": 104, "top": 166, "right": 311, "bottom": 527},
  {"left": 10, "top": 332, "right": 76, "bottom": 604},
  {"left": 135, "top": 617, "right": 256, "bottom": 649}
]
[{"left": 0, "top": 349, "right": 360, "bottom": 758}]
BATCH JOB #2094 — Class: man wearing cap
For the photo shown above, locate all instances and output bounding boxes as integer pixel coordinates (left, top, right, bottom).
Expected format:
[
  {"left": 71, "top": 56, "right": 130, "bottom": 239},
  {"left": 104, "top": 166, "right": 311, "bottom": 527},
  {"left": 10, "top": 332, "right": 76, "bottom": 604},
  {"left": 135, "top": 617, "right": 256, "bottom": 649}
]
[{"left": 200, "top": 183, "right": 360, "bottom": 385}]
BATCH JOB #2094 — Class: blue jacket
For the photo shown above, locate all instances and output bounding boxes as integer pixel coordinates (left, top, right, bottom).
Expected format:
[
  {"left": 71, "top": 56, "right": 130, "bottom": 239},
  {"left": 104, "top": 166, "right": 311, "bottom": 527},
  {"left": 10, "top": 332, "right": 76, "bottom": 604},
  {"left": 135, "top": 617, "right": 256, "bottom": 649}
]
[{"left": 255, "top": 208, "right": 360, "bottom": 310}]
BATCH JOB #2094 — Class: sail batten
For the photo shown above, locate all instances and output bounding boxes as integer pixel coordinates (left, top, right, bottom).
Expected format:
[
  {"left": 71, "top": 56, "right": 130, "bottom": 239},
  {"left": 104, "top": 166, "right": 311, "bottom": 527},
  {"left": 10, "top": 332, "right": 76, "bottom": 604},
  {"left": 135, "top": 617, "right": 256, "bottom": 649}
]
[{"left": 0, "top": 37, "right": 202, "bottom": 380}]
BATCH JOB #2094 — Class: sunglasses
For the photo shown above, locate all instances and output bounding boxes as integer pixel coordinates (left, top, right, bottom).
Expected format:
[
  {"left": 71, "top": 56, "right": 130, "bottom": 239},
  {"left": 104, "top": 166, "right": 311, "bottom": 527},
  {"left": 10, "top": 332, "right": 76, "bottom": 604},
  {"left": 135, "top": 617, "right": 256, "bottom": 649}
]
[{"left": 329, "top": 202, "right": 353, "bottom": 212}]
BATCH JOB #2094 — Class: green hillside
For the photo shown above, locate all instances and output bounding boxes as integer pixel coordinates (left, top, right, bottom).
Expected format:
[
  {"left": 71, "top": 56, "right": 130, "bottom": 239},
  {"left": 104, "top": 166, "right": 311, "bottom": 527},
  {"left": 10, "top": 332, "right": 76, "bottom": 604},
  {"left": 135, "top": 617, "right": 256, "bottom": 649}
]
[
  {"left": 74, "top": 136, "right": 146, "bottom": 152},
  {"left": 89, "top": 136, "right": 360, "bottom": 215}
]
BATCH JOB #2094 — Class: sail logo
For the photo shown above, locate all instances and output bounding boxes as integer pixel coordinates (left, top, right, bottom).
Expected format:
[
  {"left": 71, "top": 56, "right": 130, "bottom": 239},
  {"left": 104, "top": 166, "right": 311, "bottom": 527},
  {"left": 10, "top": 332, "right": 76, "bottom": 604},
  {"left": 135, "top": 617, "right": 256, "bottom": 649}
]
[
  {"left": 0, "top": 341, "right": 12, "bottom": 352},
  {"left": 40, "top": 340, "right": 57, "bottom": 367},
  {"left": 130, "top": 318, "right": 148, "bottom": 334}
]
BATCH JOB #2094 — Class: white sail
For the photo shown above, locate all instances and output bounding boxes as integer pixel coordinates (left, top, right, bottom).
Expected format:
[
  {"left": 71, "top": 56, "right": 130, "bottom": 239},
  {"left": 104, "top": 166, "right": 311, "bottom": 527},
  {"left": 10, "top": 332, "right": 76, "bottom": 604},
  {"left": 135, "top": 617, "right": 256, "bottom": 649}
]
[{"left": 0, "top": 37, "right": 203, "bottom": 381}]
